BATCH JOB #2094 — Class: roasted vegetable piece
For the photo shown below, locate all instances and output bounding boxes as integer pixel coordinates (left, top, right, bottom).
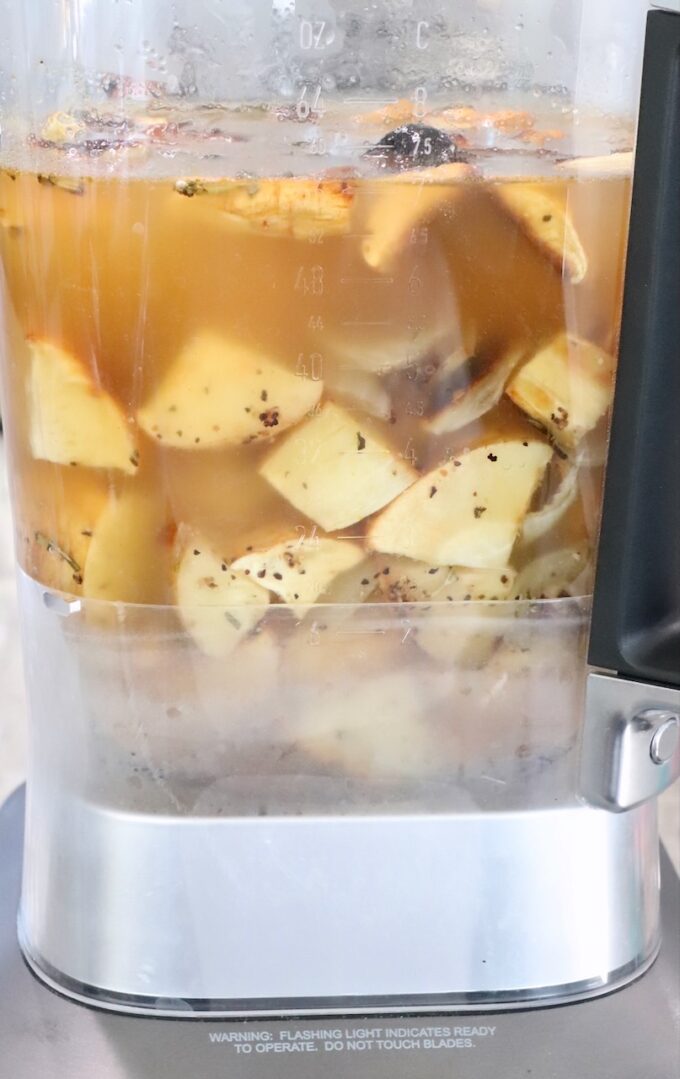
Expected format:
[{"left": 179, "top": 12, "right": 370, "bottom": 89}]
[
  {"left": 367, "top": 440, "right": 552, "bottom": 569},
  {"left": 232, "top": 536, "right": 364, "bottom": 615},
  {"left": 259, "top": 401, "right": 417, "bottom": 532},
  {"left": 28, "top": 338, "right": 137, "bottom": 473},
  {"left": 362, "top": 162, "right": 472, "bottom": 272},
  {"left": 376, "top": 557, "right": 516, "bottom": 603},
  {"left": 83, "top": 490, "right": 174, "bottom": 606},
  {"left": 174, "top": 529, "right": 269, "bottom": 657},
  {"left": 138, "top": 333, "right": 322, "bottom": 449},
  {"left": 506, "top": 333, "right": 615, "bottom": 451},
  {"left": 493, "top": 182, "right": 588, "bottom": 283}
]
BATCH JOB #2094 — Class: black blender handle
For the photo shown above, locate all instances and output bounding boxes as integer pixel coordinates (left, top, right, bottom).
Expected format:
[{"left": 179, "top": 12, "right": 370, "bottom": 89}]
[{"left": 588, "top": 8, "right": 680, "bottom": 689}]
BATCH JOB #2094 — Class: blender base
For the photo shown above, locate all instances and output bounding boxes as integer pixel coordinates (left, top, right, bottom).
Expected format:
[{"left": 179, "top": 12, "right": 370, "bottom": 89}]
[
  {"left": 1, "top": 787, "right": 679, "bottom": 1079},
  {"left": 18, "top": 784, "right": 660, "bottom": 1014}
]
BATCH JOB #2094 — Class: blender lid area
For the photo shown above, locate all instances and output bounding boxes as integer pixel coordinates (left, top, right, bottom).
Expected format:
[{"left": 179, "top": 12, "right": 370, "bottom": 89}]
[{"left": 1, "top": 787, "right": 678, "bottom": 1079}]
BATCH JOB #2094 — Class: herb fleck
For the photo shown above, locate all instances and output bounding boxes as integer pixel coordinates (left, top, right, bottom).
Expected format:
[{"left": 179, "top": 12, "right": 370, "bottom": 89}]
[{"left": 260, "top": 408, "right": 280, "bottom": 428}]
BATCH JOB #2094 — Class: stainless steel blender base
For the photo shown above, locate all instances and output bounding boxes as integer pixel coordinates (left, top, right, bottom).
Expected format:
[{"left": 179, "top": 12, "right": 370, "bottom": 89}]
[
  {"left": 2, "top": 788, "right": 679, "bottom": 1079},
  {"left": 18, "top": 784, "right": 661, "bottom": 1015}
]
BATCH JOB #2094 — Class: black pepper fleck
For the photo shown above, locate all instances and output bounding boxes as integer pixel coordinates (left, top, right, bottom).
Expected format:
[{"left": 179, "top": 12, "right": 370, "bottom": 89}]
[
  {"left": 474, "top": 506, "right": 487, "bottom": 519},
  {"left": 357, "top": 432, "right": 366, "bottom": 451},
  {"left": 429, "top": 485, "right": 437, "bottom": 498},
  {"left": 260, "top": 408, "right": 280, "bottom": 428}
]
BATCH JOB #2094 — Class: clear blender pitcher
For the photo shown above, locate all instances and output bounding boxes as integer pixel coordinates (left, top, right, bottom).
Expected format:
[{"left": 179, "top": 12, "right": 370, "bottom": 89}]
[{"left": 0, "top": 0, "right": 676, "bottom": 1014}]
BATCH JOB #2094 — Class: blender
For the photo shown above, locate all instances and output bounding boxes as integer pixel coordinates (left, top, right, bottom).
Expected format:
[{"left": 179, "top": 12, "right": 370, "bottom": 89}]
[{"left": 0, "top": 0, "right": 677, "bottom": 1056}]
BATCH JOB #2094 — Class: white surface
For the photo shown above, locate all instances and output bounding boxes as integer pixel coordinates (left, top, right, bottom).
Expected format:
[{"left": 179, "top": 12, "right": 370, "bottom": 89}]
[
  {"left": 0, "top": 439, "right": 677, "bottom": 866},
  {"left": 0, "top": 441, "right": 27, "bottom": 808}
]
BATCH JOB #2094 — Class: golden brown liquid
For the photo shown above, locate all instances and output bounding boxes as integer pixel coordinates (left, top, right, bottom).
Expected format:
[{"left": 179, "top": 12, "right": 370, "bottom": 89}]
[{"left": 0, "top": 165, "right": 631, "bottom": 606}]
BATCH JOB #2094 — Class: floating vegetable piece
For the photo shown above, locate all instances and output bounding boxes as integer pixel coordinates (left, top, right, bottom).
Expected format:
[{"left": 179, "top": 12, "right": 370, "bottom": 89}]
[
  {"left": 424, "top": 345, "right": 524, "bottom": 435},
  {"left": 36, "top": 173, "right": 86, "bottom": 195},
  {"left": 138, "top": 333, "right": 322, "bottom": 449},
  {"left": 376, "top": 557, "right": 516, "bottom": 603},
  {"left": 354, "top": 99, "right": 417, "bottom": 127},
  {"left": 232, "top": 536, "right": 364, "bottom": 614},
  {"left": 318, "top": 555, "right": 384, "bottom": 607},
  {"left": 83, "top": 490, "right": 174, "bottom": 606},
  {"left": 27, "top": 338, "right": 137, "bottom": 473},
  {"left": 506, "top": 333, "right": 615, "bottom": 451},
  {"left": 216, "top": 177, "right": 355, "bottom": 239},
  {"left": 259, "top": 401, "right": 417, "bottom": 532},
  {"left": 557, "top": 152, "right": 634, "bottom": 178},
  {"left": 362, "top": 162, "right": 472, "bottom": 272},
  {"left": 367, "top": 440, "right": 552, "bottom": 569},
  {"left": 174, "top": 530, "right": 269, "bottom": 657},
  {"left": 493, "top": 182, "right": 588, "bottom": 283},
  {"left": 521, "top": 462, "right": 579, "bottom": 546},
  {"left": 513, "top": 545, "right": 592, "bottom": 600},
  {"left": 18, "top": 469, "right": 108, "bottom": 595}
]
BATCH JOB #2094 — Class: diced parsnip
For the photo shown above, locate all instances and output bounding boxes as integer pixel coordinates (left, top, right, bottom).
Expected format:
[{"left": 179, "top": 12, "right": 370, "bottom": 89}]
[
  {"left": 557, "top": 152, "right": 634, "bottom": 178},
  {"left": 290, "top": 671, "right": 439, "bottom": 779},
  {"left": 18, "top": 468, "right": 108, "bottom": 595},
  {"left": 367, "top": 440, "right": 552, "bottom": 569},
  {"left": 137, "top": 333, "right": 322, "bottom": 449},
  {"left": 376, "top": 557, "right": 516, "bottom": 603},
  {"left": 83, "top": 489, "right": 175, "bottom": 606},
  {"left": 521, "top": 462, "right": 579, "bottom": 545},
  {"left": 27, "top": 338, "right": 137, "bottom": 473},
  {"left": 231, "top": 536, "right": 364, "bottom": 615},
  {"left": 324, "top": 368, "right": 392, "bottom": 420},
  {"left": 424, "top": 346, "right": 524, "bottom": 435},
  {"left": 415, "top": 607, "right": 506, "bottom": 671},
  {"left": 506, "top": 333, "right": 615, "bottom": 451},
  {"left": 362, "top": 162, "right": 473, "bottom": 272},
  {"left": 213, "top": 177, "right": 354, "bottom": 239},
  {"left": 513, "top": 545, "right": 592, "bottom": 600},
  {"left": 174, "top": 530, "right": 270, "bottom": 657},
  {"left": 493, "top": 182, "right": 588, "bottom": 283},
  {"left": 259, "top": 401, "right": 417, "bottom": 531},
  {"left": 318, "top": 555, "right": 384, "bottom": 607}
]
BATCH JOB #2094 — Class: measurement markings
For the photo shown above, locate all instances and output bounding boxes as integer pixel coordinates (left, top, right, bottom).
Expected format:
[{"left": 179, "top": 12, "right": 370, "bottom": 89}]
[
  {"left": 340, "top": 276, "right": 395, "bottom": 286},
  {"left": 340, "top": 319, "right": 393, "bottom": 327}
]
